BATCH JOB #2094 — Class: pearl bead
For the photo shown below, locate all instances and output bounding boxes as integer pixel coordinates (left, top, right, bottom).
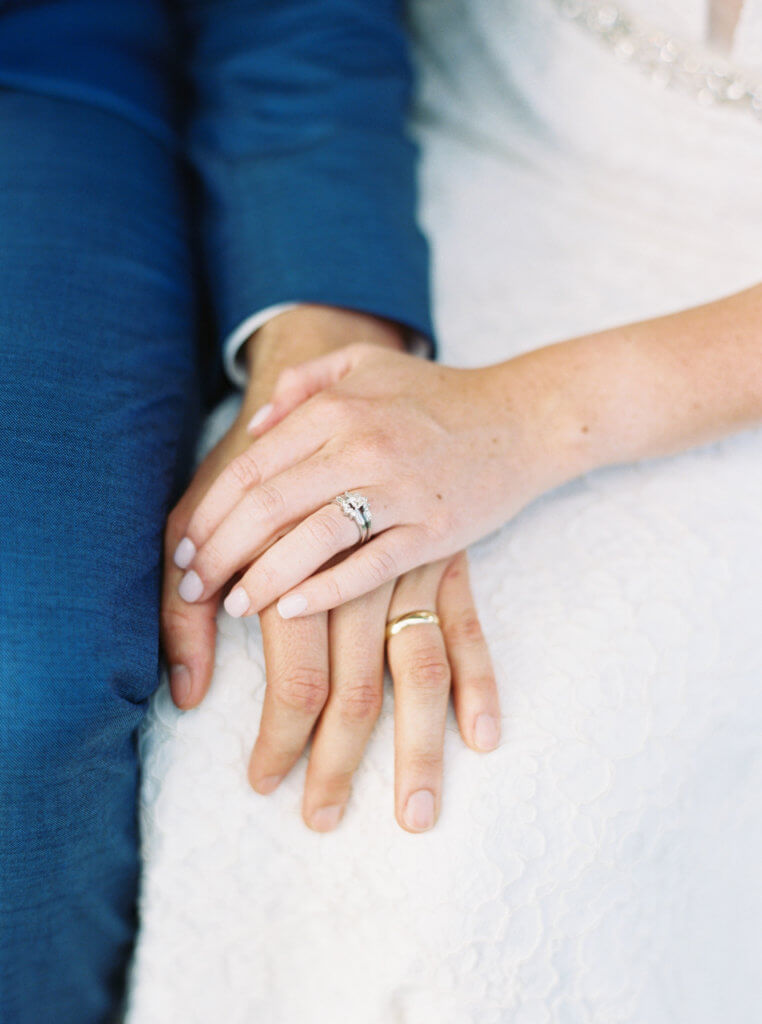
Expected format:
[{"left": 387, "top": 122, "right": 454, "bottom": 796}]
[{"left": 555, "top": 0, "right": 762, "bottom": 122}]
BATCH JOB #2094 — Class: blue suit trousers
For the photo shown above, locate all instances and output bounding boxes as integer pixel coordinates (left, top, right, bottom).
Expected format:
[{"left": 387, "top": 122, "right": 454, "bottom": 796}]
[{"left": 0, "top": 89, "right": 208, "bottom": 1023}]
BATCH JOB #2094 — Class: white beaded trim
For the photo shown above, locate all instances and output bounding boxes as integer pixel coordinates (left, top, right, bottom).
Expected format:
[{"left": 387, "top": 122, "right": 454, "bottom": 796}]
[{"left": 556, "top": 0, "right": 762, "bottom": 121}]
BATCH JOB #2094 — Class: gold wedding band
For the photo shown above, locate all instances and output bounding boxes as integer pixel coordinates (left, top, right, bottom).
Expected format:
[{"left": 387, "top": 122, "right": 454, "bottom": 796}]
[{"left": 385, "top": 610, "right": 441, "bottom": 639}]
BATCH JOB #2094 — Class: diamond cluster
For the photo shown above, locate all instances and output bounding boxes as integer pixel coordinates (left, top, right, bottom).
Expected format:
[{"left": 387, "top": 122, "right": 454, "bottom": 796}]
[
  {"left": 334, "top": 491, "right": 372, "bottom": 542},
  {"left": 556, "top": 0, "right": 762, "bottom": 122}
]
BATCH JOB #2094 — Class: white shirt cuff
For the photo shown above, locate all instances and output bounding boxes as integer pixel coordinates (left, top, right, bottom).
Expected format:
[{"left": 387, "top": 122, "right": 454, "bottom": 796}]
[{"left": 222, "top": 302, "right": 300, "bottom": 388}]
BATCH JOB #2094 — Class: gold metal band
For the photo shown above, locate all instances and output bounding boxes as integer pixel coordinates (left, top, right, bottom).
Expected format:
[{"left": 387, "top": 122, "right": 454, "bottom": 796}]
[{"left": 385, "top": 609, "right": 441, "bottom": 639}]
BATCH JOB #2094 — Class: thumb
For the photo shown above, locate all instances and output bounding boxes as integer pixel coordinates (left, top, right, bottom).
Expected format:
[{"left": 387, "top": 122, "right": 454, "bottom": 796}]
[{"left": 245, "top": 342, "right": 365, "bottom": 437}]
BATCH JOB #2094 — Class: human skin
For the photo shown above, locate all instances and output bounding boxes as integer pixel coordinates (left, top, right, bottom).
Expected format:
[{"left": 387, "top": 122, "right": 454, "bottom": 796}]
[
  {"left": 173, "top": 283, "right": 762, "bottom": 619},
  {"left": 161, "top": 306, "right": 501, "bottom": 833}
]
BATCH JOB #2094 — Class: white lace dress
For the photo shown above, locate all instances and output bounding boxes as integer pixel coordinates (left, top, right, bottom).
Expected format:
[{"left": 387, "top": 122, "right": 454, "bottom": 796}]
[{"left": 125, "top": 3, "right": 762, "bottom": 1021}]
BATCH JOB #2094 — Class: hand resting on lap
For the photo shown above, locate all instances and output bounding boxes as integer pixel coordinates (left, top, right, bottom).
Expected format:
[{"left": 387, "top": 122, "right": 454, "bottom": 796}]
[
  {"left": 161, "top": 306, "right": 501, "bottom": 832},
  {"left": 175, "top": 284, "right": 762, "bottom": 620}
]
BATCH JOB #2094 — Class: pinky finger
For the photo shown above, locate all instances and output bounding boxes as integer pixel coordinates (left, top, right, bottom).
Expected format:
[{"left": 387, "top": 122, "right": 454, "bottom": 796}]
[
  {"left": 276, "top": 527, "right": 426, "bottom": 619},
  {"left": 437, "top": 552, "right": 502, "bottom": 753}
]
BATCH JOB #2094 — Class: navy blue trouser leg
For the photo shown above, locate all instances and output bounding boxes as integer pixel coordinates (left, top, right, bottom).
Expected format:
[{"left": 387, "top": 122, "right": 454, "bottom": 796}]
[{"left": 0, "top": 91, "right": 205, "bottom": 1023}]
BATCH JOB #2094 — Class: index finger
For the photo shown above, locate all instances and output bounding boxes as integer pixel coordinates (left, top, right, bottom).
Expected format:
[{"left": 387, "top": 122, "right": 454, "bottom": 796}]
[
  {"left": 248, "top": 603, "right": 330, "bottom": 795},
  {"left": 172, "top": 401, "right": 328, "bottom": 570}
]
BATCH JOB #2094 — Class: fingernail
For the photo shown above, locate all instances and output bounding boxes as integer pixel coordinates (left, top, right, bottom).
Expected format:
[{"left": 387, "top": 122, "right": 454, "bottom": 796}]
[
  {"left": 169, "top": 664, "right": 192, "bottom": 706},
  {"left": 224, "top": 586, "right": 250, "bottom": 618},
  {"left": 178, "top": 569, "right": 203, "bottom": 603},
  {"left": 247, "top": 403, "right": 273, "bottom": 432},
  {"left": 253, "top": 774, "right": 283, "bottom": 795},
  {"left": 277, "top": 593, "right": 308, "bottom": 619},
  {"left": 173, "top": 536, "right": 196, "bottom": 569},
  {"left": 309, "top": 804, "right": 344, "bottom": 832},
  {"left": 473, "top": 713, "right": 501, "bottom": 751},
  {"left": 403, "top": 789, "right": 435, "bottom": 831}
]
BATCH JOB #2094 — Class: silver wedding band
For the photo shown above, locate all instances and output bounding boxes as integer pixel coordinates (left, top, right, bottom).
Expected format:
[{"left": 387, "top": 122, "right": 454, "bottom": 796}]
[{"left": 332, "top": 491, "right": 372, "bottom": 544}]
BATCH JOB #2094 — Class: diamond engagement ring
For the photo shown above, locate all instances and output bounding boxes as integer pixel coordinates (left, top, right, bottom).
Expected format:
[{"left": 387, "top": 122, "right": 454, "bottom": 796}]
[{"left": 332, "top": 491, "right": 372, "bottom": 544}]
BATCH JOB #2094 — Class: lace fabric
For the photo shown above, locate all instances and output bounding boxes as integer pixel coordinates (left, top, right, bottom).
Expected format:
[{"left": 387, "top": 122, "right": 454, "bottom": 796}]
[{"left": 125, "top": 2, "right": 762, "bottom": 1020}]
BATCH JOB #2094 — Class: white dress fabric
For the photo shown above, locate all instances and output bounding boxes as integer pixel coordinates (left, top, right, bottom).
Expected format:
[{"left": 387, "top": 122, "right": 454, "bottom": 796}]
[{"left": 125, "top": 3, "right": 762, "bottom": 1021}]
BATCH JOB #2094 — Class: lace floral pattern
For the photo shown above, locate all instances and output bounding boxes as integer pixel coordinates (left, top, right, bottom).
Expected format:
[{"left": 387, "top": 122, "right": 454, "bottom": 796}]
[{"left": 125, "top": 2, "right": 762, "bottom": 1020}]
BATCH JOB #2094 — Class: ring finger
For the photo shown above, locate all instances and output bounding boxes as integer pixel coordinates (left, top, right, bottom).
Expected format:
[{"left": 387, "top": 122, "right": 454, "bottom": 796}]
[
  {"left": 219, "top": 487, "right": 399, "bottom": 619},
  {"left": 177, "top": 457, "right": 364, "bottom": 604},
  {"left": 386, "top": 561, "right": 452, "bottom": 834}
]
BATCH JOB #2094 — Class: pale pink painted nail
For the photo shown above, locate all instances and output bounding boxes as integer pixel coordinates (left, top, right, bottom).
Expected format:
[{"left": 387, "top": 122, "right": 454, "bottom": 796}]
[
  {"left": 247, "top": 403, "right": 273, "bottom": 432},
  {"left": 277, "top": 593, "right": 308, "bottom": 619},
  {"left": 309, "top": 804, "right": 344, "bottom": 832},
  {"left": 254, "top": 774, "right": 283, "bottom": 795},
  {"left": 473, "top": 713, "right": 501, "bottom": 751},
  {"left": 169, "top": 664, "right": 192, "bottom": 706},
  {"left": 178, "top": 569, "right": 203, "bottom": 603},
  {"left": 224, "top": 586, "right": 250, "bottom": 618},
  {"left": 403, "top": 789, "right": 435, "bottom": 830},
  {"left": 173, "top": 536, "right": 196, "bottom": 569}
]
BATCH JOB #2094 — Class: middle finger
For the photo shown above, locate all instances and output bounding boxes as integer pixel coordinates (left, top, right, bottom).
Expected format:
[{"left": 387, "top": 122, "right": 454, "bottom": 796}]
[
  {"left": 177, "top": 454, "right": 360, "bottom": 605},
  {"left": 248, "top": 603, "right": 330, "bottom": 794},
  {"left": 301, "top": 581, "right": 394, "bottom": 831}
]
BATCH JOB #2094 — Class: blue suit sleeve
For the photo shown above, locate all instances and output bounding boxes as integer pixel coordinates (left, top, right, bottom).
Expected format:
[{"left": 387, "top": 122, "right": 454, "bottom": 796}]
[{"left": 177, "top": 0, "right": 434, "bottom": 355}]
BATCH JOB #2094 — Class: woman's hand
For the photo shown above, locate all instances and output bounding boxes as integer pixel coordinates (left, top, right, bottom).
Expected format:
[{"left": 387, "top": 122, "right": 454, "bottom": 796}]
[
  {"left": 162, "top": 307, "right": 410, "bottom": 706},
  {"left": 162, "top": 395, "right": 500, "bottom": 833},
  {"left": 172, "top": 283, "right": 762, "bottom": 622},
  {"left": 161, "top": 305, "right": 502, "bottom": 832},
  {"left": 251, "top": 552, "right": 500, "bottom": 833},
  {"left": 172, "top": 341, "right": 577, "bottom": 619}
]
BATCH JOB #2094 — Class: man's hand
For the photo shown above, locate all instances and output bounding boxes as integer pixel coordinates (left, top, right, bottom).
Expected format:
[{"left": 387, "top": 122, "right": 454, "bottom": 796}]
[
  {"left": 161, "top": 304, "right": 405, "bottom": 708},
  {"left": 251, "top": 552, "right": 501, "bottom": 834}
]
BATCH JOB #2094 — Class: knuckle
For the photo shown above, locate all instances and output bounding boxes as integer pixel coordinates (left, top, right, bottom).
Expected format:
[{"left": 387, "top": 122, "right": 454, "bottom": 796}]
[
  {"left": 307, "top": 767, "right": 354, "bottom": 794},
  {"left": 364, "top": 546, "right": 399, "bottom": 587},
  {"left": 228, "top": 451, "right": 261, "bottom": 490},
  {"left": 160, "top": 598, "right": 197, "bottom": 647},
  {"left": 197, "top": 539, "right": 225, "bottom": 578},
  {"left": 316, "top": 391, "right": 361, "bottom": 430},
  {"left": 247, "top": 481, "right": 285, "bottom": 522},
  {"left": 337, "top": 680, "right": 383, "bottom": 724},
  {"left": 160, "top": 603, "right": 194, "bottom": 641},
  {"left": 251, "top": 558, "right": 280, "bottom": 594},
  {"left": 165, "top": 507, "right": 184, "bottom": 544},
  {"left": 446, "top": 612, "right": 485, "bottom": 649},
  {"left": 468, "top": 671, "right": 498, "bottom": 695},
  {"left": 347, "top": 340, "right": 374, "bottom": 362},
  {"left": 276, "top": 366, "right": 298, "bottom": 391},
  {"left": 304, "top": 511, "right": 346, "bottom": 551},
  {"left": 408, "top": 650, "right": 451, "bottom": 694},
  {"left": 275, "top": 667, "right": 330, "bottom": 715},
  {"left": 442, "top": 554, "right": 466, "bottom": 583},
  {"left": 321, "top": 573, "right": 346, "bottom": 608},
  {"left": 407, "top": 751, "right": 444, "bottom": 776},
  {"left": 367, "top": 427, "right": 400, "bottom": 463}
]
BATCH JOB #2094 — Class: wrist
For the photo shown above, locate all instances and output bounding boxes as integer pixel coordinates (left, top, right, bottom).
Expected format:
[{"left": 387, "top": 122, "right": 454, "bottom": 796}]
[
  {"left": 245, "top": 304, "right": 405, "bottom": 372},
  {"left": 239, "top": 305, "right": 407, "bottom": 412},
  {"left": 473, "top": 349, "right": 600, "bottom": 502},
  {"left": 493, "top": 324, "right": 691, "bottom": 484}
]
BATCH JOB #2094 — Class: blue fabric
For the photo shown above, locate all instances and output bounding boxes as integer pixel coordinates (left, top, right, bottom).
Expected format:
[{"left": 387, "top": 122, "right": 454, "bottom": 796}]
[
  {"left": 0, "top": 0, "right": 434, "bottom": 349},
  {"left": 0, "top": 5, "right": 432, "bottom": 1019},
  {"left": 176, "top": 0, "right": 434, "bottom": 343},
  {"left": 0, "top": 90, "right": 203, "bottom": 1022}
]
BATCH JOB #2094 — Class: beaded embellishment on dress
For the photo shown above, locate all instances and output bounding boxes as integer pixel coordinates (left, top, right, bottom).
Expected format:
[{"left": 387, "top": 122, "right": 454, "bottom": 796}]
[{"left": 556, "top": 0, "right": 762, "bottom": 120}]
